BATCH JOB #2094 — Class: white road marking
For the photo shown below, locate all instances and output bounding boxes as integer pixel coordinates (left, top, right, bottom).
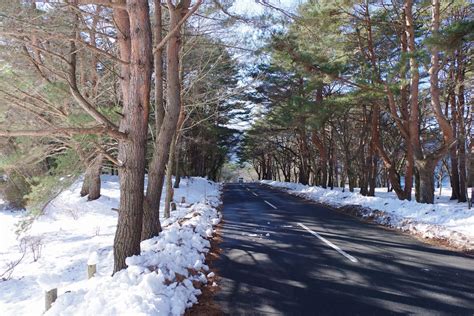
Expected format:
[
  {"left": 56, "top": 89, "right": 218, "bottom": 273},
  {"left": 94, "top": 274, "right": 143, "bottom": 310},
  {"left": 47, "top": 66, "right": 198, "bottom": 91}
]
[
  {"left": 252, "top": 192, "right": 258, "bottom": 196},
  {"left": 264, "top": 200, "right": 277, "bottom": 209},
  {"left": 297, "top": 223, "right": 358, "bottom": 263}
]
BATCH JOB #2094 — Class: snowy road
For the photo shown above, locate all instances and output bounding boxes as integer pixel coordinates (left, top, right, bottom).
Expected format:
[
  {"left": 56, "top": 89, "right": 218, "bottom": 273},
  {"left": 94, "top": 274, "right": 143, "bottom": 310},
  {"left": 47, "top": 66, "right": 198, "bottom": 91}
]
[{"left": 215, "top": 183, "right": 474, "bottom": 315}]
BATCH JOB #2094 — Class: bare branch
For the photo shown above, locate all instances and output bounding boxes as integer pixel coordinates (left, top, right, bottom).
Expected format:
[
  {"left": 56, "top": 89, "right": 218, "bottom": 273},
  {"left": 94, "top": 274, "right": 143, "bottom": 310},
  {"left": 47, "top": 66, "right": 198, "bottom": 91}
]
[
  {"left": 68, "top": 0, "right": 126, "bottom": 9},
  {"left": 153, "top": 0, "right": 202, "bottom": 54},
  {"left": 0, "top": 126, "right": 123, "bottom": 138}
]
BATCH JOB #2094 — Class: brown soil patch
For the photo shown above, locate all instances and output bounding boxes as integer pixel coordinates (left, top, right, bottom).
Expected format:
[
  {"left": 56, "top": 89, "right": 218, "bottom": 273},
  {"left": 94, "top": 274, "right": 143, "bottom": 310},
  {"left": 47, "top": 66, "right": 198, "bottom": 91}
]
[{"left": 184, "top": 215, "right": 224, "bottom": 315}]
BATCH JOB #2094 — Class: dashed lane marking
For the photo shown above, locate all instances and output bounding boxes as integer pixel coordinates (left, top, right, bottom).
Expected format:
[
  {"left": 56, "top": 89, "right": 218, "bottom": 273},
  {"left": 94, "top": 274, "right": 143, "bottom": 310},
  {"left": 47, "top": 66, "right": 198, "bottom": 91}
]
[
  {"left": 297, "top": 223, "right": 358, "bottom": 263},
  {"left": 264, "top": 200, "right": 277, "bottom": 209}
]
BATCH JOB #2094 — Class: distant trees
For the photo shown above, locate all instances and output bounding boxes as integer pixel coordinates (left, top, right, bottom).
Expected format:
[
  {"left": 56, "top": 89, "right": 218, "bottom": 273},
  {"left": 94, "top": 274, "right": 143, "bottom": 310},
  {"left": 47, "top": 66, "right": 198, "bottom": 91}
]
[{"left": 241, "top": 0, "right": 473, "bottom": 205}]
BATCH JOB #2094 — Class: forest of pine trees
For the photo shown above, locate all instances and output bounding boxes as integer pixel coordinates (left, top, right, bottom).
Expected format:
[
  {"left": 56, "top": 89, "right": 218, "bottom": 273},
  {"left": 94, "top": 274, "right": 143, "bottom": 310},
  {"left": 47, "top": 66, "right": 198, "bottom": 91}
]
[
  {"left": 240, "top": 0, "right": 473, "bottom": 205},
  {"left": 0, "top": 0, "right": 472, "bottom": 274},
  {"left": 0, "top": 0, "right": 243, "bottom": 272}
]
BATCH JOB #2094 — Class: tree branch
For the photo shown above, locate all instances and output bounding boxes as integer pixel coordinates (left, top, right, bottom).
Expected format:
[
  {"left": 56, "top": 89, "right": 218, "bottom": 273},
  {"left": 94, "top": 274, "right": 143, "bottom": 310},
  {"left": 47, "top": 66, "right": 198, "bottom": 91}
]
[
  {"left": 70, "top": 0, "right": 126, "bottom": 9},
  {"left": 152, "top": 0, "right": 202, "bottom": 54},
  {"left": 0, "top": 126, "right": 124, "bottom": 138}
]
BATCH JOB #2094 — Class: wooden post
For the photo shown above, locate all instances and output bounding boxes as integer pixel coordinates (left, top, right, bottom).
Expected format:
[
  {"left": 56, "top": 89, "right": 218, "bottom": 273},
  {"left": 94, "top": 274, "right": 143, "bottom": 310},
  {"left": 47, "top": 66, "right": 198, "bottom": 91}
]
[
  {"left": 45, "top": 288, "right": 57, "bottom": 311},
  {"left": 181, "top": 196, "right": 185, "bottom": 204},
  {"left": 171, "top": 202, "right": 177, "bottom": 211},
  {"left": 87, "top": 264, "right": 97, "bottom": 279}
]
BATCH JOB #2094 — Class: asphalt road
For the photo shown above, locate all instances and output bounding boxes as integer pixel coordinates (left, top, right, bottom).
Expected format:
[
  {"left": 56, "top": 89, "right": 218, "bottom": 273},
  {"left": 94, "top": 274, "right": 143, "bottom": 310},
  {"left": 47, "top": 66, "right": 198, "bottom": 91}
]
[{"left": 214, "top": 183, "right": 474, "bottom": 315}]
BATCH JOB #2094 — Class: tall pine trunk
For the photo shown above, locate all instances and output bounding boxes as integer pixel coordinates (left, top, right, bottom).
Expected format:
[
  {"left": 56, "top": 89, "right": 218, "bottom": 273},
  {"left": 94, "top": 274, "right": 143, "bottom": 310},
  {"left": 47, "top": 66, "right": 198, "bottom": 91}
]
[
  {"left": 456, "top": 52, "right": 467, "bottom": 202},
  {"left": 142, "top": 1, "right": 193, "bottom": 240},
  {"left": 448, "top": 67, "right": 461, "bottom": 200},
  {"left": 141, "top": 1, "right": 164, "bottom": 240},
  {"left": 113, "top": 0, "right": 152, "bottom": 273}
]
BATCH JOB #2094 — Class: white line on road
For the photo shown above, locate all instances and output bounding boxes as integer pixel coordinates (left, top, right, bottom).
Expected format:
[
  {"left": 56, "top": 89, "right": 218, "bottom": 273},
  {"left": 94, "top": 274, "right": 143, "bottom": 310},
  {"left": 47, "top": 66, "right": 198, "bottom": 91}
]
[
  {"left": 297, "top": 223, "right": 358, "bottom": 263},
  {"left": 264, "top": 200, "right": 277, "bottom": 209},
  {"left": 252, "top": 192, "right": 258, "bottom": 196}
]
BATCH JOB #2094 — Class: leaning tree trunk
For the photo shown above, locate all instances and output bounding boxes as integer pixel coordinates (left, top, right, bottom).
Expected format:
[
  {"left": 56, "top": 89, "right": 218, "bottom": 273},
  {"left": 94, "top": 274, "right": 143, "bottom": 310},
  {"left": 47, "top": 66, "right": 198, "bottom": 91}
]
[
  {"left": 113, "top": 1, "right": 152, "bottom": 273},
  {"left": 142, "top": 1, "right": 192, "bottom": 241}
]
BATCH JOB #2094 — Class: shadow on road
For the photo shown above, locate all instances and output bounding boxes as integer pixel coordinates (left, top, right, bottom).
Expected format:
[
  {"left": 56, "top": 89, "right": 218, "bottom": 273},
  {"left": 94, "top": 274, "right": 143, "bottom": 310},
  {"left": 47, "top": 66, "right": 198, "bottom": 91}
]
[{"left": 214, "top": 183, "right": 474, "bottom": 315}]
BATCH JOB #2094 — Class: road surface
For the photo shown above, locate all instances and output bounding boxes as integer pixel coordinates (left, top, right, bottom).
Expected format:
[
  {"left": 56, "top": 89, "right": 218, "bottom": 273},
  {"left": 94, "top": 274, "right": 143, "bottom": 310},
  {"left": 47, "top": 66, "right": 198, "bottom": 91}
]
[{"left": 214, "top": 183, "right": 474, "bottom": 315}]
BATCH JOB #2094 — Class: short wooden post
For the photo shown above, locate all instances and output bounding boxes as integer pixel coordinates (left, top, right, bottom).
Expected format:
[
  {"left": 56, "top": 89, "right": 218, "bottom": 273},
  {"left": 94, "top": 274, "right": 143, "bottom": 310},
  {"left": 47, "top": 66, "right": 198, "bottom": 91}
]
[
  {"left": 45, "top": 288, "right": 57, "bottom": 311},
  {"left": 171, "top": 202, "right": 177, "bottom": 211},
  {"left": 87, "top": 264, "right": 97, "bottom": 279},
  {"left": 181, "top": 196, "right": 186, "bottom": 204}
]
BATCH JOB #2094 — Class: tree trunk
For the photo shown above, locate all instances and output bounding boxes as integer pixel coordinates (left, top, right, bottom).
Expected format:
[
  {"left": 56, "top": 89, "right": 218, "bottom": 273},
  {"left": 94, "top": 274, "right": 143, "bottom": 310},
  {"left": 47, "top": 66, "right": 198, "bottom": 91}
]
[
  {"left": 173, "top": 152, "right": 181, "bottom": 189},
  {"left": 297, "top": 127, "right": 310, "bottom": 185},
  {"left": 414, "top": 167, "right": 420, "bottom": 202},
  {"left": 405, "top": 0, "right": 422, "bottom": 165},
  {"left": 412, "top": 0, "right": 456, "bottom": 205},
  {"left": 142, "top": 1, "right": 192, "bottom": 241},
  {"left": 86, "top": 153, "right": 103, "bottom": 201},
  {"left": 311, "top": 130, "right": 328, "bottom": 188},
  {"left": 416, "top": 160, "right": 436, "bottom": 204},
  {"left": 368, "top": 105, "right": 379, "bottom": 196},
  {"left": 113, "top": 0, "right": 152, "bottom": 273},
  {"left": 164, "top": 133, "right": 177, "bottom": 218},
  {"left": 456, "top": 52, "right": 467, "bottom": 202},
  {"left": 448, "top": 66, "right": 461, "bottom": 200},
  {"left": 153, "top": 0, "right": 165, "bottom": 133},
  {"left": 80, "top": 171, "right": 90, "bottom": 197}
]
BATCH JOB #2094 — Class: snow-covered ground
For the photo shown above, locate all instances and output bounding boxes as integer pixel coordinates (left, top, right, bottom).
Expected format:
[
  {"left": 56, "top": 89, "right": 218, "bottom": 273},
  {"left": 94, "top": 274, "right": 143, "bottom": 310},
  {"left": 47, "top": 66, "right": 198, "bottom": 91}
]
[
  {"left": 261, "top": 180, "right": 474, "bottom": 250},
  {"left": 0, "top": 176, "right": 221, "bottom": 316}
]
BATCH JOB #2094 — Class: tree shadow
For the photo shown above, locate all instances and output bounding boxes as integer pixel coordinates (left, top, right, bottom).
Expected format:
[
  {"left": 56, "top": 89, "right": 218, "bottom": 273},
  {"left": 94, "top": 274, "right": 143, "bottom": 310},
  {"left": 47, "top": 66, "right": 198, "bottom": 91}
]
[{"left": 214, "top": 184, "right": 474, "bottom": 315}]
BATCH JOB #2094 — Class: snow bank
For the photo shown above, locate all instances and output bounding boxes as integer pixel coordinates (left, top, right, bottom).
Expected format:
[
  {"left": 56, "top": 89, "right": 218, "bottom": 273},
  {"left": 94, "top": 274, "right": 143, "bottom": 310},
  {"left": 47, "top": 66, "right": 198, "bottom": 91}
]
[
  {"left": 261, "top": 180, "right": 474, "bottom": 250},
  {"left": 0, "top": 176, "right": 221, "bottom": 316},
  {"left": 47, "top": 203, "right": 221, "bottom": 316}
]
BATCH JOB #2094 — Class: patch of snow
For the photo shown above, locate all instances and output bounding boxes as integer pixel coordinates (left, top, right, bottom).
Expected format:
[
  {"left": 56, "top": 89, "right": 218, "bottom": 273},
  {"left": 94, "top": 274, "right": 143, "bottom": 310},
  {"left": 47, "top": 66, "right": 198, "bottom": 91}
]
[
  {"left": 87, "top": 251, "right": 99, "bottom": 266},
  {"left": 37, "top": 273, "right": 64, "bottom": 292},
  {"left": 0, "top": 175, "right": 222, "bottom": 316}
]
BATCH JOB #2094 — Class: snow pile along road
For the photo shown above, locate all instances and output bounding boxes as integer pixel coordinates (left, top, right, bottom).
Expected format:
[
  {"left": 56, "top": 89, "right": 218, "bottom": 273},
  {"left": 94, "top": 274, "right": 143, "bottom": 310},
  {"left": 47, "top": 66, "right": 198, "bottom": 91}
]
[
  {"left": 261, "top": 180, "right": 474, "bottom": 251},
  {"left": 0, "top": 176, "right": 221, "bottom": 316},
  {"left": 47, "top": 203, "right": 221, "bottom": 316}
]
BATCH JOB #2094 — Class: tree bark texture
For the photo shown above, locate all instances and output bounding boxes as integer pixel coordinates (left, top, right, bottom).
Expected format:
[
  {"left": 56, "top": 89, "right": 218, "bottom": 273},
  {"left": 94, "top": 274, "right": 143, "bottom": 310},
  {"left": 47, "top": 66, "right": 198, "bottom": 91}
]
[
  {"left": 142, "top": 0, "right": 192, "bottom": 241},
  {"left": 113, "top": 0, "right": 152, "bottom": 273},
  {"left": 80, "top": 153, "right": 103, "bottom": 201}
]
